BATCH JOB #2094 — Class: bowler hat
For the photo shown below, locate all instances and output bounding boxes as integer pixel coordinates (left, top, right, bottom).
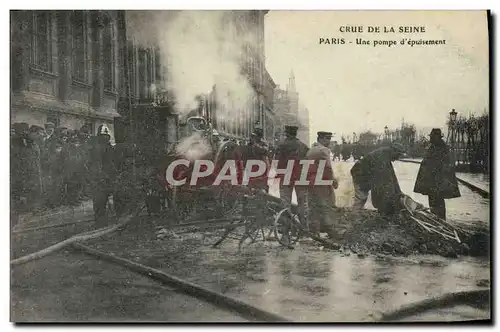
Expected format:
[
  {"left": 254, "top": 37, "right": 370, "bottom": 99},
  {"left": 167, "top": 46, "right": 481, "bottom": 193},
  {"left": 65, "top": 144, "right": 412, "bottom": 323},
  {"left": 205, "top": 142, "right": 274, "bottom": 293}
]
[
  {"left": 317, "top": 131, "right": 333, "bottom": 139},
  {"left": 429, "top": 128, "right": 444, "bottom": 137},
  {"left": 285, "top": 125, "right": 298, "bottom": 136},
  {"left": 45, "top": 122, "right": 55, "bottom": 128}
]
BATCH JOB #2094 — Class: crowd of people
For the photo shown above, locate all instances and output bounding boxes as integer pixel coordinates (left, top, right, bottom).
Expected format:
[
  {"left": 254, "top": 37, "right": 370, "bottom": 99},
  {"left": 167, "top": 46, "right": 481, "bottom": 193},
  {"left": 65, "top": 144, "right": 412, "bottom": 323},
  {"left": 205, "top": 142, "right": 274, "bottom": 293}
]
[
  {"left": 11, "top": 122, "right": 95, "bottom": 215},
  {"left": 11, "top": 117, "right": 461, "bottom": 236}
]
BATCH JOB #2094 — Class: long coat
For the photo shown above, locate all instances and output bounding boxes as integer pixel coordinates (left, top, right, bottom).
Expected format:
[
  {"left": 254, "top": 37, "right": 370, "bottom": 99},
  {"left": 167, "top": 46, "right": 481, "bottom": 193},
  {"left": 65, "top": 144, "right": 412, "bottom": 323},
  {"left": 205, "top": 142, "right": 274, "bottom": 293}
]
[
  {"left": 413, "top": 140, "right": 461, "bottom": 198},
  {"left": 351, "top": 147, "right": 402, "bottom": 214},
  {"left": 240, "top": 141, "right": 270, "bottom": 188},
  {"left": 274, "top": 137, "right": 309, "bottom": 185},
  {"left": 306, "top": 143, "right": 336, "bottom": 182}
]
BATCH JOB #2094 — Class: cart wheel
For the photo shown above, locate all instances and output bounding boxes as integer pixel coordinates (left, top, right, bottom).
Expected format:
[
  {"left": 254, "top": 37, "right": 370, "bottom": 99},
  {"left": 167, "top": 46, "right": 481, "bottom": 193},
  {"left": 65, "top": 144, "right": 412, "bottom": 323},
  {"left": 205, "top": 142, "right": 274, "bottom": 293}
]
[{"left": 274, "top": 207, "right": 301, "bottom": 246}]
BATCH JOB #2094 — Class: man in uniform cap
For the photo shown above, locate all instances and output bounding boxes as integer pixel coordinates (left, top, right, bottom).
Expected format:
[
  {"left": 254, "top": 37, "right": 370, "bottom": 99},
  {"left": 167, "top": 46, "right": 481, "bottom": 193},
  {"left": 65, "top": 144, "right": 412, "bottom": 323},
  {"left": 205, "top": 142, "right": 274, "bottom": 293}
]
[
  {"left": 413, "top": 128, "right": 460, "bottom": 220},
  {"left": 350, "top": 142, "right": 406, "bottom": 215},
  {"left": 306, "top": 131, "right": 339, "bottom": 237},
  {"left": 273, "top": 125, "right": 310, "bottom": 228}
]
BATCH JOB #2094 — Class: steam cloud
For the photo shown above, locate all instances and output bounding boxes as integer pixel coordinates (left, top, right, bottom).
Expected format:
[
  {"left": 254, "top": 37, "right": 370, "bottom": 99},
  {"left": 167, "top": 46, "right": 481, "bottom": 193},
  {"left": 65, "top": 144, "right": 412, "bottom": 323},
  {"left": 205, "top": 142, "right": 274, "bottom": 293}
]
[
  {"left": 175, "top": 132, "right": 213, "bottom": 161},
  {"left": 126, "top": 11, "right": 258, "bottom": 131}
]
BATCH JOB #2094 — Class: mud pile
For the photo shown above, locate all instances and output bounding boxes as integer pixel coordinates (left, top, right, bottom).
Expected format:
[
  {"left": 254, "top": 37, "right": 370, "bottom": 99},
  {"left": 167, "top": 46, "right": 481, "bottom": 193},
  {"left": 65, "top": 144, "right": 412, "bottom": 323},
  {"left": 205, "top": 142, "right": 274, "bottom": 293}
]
[{"left": 330, "top": 208, "right": 489, "bottom": 258}]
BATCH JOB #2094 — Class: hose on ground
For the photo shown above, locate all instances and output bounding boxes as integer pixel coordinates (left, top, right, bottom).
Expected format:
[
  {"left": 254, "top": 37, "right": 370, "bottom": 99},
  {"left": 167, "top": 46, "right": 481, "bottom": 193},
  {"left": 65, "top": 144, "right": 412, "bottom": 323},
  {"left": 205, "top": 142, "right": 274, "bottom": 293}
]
[
  {"left": 72, "top": 242, "right": 290, "bottom": 323},
  {"left": 13, "top": 218, "right": 95, "bottom": 235},
  {"left": 10, "top": 206, "right": 145, "bottom": 266}
]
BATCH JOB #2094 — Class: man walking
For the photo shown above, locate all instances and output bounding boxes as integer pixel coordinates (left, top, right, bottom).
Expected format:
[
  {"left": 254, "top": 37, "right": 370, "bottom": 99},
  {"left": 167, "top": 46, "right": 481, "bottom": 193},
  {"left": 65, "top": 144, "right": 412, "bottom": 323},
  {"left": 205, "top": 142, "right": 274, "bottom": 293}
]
[{"left": 413, "top": 128, "right": 460, "bottom": 220}]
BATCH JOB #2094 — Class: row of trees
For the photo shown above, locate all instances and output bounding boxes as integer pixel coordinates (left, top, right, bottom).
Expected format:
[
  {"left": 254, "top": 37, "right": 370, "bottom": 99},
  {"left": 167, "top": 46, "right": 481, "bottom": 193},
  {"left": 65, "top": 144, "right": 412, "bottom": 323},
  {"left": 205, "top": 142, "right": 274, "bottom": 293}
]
[
  {"left": 447, "top": 113, "right": 489, "bottom": 173},
  {"left": 344, "top": 113, "right": 489, "bottom": 173}
]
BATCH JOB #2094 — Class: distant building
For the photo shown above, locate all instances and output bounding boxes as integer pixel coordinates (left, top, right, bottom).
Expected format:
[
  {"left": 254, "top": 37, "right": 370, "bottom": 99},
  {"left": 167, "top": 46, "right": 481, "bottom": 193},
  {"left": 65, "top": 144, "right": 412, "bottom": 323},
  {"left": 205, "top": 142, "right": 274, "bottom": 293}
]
[{"left": 273, "top": 71, "right": 310, "bottom": 145}]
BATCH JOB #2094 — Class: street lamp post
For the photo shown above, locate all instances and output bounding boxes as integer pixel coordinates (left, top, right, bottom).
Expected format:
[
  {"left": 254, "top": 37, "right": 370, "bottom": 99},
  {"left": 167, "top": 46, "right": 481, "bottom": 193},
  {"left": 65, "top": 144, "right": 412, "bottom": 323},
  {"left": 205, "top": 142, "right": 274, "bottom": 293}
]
[{"left": 449, "top": 109, "right": 458, "bottom": 166}]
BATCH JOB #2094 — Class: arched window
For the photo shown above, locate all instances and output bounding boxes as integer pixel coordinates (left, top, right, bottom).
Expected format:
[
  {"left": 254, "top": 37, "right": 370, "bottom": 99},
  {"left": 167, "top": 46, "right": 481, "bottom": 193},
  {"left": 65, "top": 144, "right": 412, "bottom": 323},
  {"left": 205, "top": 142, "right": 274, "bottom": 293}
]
[
  {"left": 30, "top": 11, "right": 52, "bottom": 72},
  {"left": 102, "top": 14, "right": 114, "bottom": 91},
  {"left": 72, "top": 11, "right": 87, "bottom": 82}
]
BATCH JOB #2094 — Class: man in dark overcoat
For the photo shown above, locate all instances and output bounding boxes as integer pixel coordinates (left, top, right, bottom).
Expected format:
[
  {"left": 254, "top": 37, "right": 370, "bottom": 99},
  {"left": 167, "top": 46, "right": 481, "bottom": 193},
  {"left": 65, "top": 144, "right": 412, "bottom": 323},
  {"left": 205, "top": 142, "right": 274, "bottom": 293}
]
[
  {"left": 89, "top": 125, "right": 115, "bottom": 225},
  {"left": 25, "top": 125, "right": 46, "bottom": 211},
  {"left": 239, "top": 127, "right": 270, "bottom": 225},
  {"left": 350, "top": 143, "right": 405, "bottom": 215},
  {"left": 274, "top": 125, "right": 310, "bottom": 229},
  {"left": 413, "top": 128, "right": 461, "bottom": 220},
  {"left": 240, "top": 127, "right": 270, "bottom": 191}
]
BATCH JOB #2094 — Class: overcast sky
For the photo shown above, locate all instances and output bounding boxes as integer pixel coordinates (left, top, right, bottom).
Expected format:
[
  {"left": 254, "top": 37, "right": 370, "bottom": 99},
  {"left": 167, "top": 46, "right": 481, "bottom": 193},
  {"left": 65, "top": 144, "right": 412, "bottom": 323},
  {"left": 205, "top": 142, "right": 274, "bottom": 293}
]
[{"left": 264, "top": 10, "right": 489, "bottom": 143}]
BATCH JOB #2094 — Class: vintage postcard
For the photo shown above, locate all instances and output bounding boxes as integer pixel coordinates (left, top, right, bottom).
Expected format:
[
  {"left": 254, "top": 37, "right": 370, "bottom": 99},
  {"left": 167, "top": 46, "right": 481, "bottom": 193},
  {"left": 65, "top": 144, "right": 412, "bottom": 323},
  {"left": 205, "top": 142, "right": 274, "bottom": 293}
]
[{"left": 10, "top": 10, "right": 490, "bottom": 323}]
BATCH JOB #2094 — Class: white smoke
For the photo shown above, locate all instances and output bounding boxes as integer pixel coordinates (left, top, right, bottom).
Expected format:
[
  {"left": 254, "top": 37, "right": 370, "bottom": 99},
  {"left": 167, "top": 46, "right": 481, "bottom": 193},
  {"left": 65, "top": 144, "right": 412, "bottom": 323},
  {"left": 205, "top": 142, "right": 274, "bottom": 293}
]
[
  {"left": 126, "top": 11, "right": 258, "bottom": 129},
  {"left": 175, "top": 132, "right": 213, "bottom": 162}
]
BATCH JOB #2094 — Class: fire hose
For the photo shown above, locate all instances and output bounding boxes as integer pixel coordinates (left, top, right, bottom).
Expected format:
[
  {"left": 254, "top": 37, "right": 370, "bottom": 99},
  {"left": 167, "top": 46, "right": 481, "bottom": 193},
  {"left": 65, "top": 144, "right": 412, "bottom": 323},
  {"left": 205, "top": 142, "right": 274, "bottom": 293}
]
[
  {"left": 13, "top": 218, "right": 95, "bottom": 235},
  {"left": 71, "top": 242, "right": 290, "bottom": 322},
  {"left": 10, "top": 206, "right": 144, "bottom": 266},
  {"left": 379, "top": 289, "right": 490, "bottom": 322}
]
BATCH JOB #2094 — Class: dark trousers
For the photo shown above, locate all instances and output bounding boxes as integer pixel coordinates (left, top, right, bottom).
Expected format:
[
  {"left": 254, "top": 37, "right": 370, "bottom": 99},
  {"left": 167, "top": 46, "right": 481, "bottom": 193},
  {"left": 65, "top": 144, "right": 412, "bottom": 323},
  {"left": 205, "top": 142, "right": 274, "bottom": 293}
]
[
  {"left": 92, "top": 186, "right": 112, "bottom": 226},
  {"left": 428, "top": 195, "right": 446, "bottom": 220},
  {"left": 280, "top": 185, "right": 309, "bottom": 229},
  {"left": 308, "top": 186, "right": 336, "bottom": 234},
  {"left": 114, "top": 189, "right": 134, "bottom": 218}
]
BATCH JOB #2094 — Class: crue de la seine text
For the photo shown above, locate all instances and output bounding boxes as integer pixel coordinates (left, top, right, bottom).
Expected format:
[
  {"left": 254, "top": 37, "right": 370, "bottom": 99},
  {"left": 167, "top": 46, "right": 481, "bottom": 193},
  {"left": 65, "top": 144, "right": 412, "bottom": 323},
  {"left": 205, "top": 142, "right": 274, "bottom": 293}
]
[{"left": 318, "top": 25, "right": 446, "bottom": 47}]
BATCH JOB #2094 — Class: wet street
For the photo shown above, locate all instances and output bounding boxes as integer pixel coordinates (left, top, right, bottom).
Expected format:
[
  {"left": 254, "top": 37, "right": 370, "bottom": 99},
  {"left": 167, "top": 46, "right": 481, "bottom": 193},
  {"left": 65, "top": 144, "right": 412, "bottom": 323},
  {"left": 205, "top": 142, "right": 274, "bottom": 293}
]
[
  {"left": 11, "top": 159, "right": 490, "bottom": 322},
  {"left": 152, "top": 238, "right": 490, "bottom": 322},
  {"left": 11, "top": 251, "right": 247, "bottom": 322}
]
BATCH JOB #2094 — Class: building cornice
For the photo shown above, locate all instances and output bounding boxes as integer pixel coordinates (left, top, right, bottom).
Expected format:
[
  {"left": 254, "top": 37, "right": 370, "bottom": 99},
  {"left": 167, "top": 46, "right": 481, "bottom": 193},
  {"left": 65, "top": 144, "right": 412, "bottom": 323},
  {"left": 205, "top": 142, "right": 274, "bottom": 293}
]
[{"left": 11, "top": 91, "right": 120, "bottom": 121}]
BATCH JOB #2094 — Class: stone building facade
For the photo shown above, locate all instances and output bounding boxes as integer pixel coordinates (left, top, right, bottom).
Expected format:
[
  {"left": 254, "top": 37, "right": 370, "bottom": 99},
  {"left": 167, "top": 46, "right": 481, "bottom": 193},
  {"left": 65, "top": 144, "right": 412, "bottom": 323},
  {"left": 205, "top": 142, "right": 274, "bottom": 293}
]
[
  {"left": 10, "top": 10, "right": 124, "bottom": 142},
  {"left": 209, "top": 10, "right": 276, "bottom": 141},
  {"left": 10, "top": 10, "right": 274, "bottom": 146}
]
